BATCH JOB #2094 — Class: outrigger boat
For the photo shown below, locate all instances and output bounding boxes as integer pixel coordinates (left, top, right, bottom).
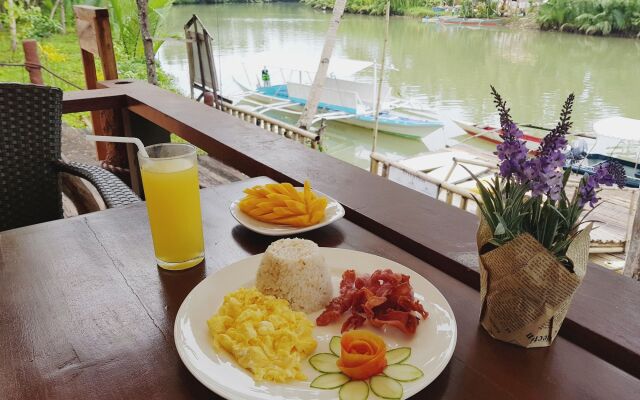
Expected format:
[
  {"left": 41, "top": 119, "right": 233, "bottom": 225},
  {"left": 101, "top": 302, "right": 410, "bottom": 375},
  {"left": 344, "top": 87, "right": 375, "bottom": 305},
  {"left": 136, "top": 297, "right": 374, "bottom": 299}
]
[
  {"left": 454, "top": 117, "right": 640, "bottom": 187},
  {"left": 452, "top": 119, "right": 541, "bottom": 152},
  {"left": 422, "top": 16, "right": 508, "bottom": 27},
  {"left": 232, "top": 58, "right": 445, "bottom": 140}
]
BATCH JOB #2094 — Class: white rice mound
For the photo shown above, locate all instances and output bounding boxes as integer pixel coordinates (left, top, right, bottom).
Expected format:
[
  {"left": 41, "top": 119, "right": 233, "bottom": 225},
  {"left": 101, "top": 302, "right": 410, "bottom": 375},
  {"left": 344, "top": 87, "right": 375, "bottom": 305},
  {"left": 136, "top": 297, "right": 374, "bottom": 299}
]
[{"left": 256, "top": 238, "right": 333, "bottom": 313}]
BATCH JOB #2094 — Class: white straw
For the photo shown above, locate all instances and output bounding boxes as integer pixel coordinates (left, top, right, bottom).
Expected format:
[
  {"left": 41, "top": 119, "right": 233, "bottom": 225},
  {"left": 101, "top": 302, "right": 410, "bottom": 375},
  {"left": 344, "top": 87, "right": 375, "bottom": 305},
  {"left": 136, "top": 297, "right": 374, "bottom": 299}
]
[{"left": 85, "top": 135, "right": 149, "bottom": 158}]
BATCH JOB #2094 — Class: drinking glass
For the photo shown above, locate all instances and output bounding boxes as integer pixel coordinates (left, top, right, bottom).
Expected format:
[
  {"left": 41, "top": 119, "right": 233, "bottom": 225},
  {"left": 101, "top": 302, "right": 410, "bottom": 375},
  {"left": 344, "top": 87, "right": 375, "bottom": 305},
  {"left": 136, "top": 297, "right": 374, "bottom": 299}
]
[{"left": 138, "top": 143, "right": 204, "bottom": 270}]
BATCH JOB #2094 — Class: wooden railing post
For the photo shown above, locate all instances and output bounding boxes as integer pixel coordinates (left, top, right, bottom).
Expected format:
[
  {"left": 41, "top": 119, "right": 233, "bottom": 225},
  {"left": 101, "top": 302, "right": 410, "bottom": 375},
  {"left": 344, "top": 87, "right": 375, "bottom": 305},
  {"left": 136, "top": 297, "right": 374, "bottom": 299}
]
[
  {"left": 624, "top": 190, "right": 640, "bottom": 280},
  {"left": 73, "top": 5, "right": 127, "bottom": 173},
  {"left": 22, "top": 40, "right": 43, "bottom": 85}
]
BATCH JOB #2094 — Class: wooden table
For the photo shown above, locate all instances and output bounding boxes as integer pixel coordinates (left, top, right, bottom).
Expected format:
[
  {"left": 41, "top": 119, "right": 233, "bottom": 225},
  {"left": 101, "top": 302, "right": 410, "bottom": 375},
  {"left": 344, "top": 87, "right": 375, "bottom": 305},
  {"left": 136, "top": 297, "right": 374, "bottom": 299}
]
[
  {"left": 64, "top": 81, "right": 640, "bottom": 378},
  {"left": 1, "top": 177, "right": 638, "bottom": 399}
]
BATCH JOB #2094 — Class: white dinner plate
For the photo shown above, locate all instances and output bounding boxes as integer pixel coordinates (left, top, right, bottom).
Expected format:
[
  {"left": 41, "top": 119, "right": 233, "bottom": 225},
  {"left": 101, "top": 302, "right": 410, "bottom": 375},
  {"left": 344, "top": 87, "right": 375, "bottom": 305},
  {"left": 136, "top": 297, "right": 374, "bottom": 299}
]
[
  {"left": 175, "top": 248, "right": 457, "bottom": 400},
  {"left": 229, "top": 188, "right": 345, "bottom": 236}
]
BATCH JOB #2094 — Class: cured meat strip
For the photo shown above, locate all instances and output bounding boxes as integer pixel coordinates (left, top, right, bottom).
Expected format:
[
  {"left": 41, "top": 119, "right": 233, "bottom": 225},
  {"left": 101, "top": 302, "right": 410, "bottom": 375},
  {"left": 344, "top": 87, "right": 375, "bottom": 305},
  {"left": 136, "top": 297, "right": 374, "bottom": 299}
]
[{"left": 316, "top": 268, "right": 429, "bottom": 334}]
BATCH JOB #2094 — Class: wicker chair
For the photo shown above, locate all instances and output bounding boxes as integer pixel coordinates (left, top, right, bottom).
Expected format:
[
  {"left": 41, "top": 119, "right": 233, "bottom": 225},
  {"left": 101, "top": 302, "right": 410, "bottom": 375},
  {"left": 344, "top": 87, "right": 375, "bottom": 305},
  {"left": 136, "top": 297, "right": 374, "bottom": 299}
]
[{"left": 0, "top": 83, "right": 140, "bottom": 231}]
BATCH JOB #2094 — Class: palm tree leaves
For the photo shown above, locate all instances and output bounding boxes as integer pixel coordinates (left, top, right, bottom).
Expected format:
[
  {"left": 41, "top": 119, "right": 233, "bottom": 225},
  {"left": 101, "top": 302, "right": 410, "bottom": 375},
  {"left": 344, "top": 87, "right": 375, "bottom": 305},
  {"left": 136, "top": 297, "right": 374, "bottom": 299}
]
[
  {"left": 538, "top": 0, "right": 640, "bottom": 37},
  {"left": 107, "top": 0, "right": 174, "bottom": 58}
]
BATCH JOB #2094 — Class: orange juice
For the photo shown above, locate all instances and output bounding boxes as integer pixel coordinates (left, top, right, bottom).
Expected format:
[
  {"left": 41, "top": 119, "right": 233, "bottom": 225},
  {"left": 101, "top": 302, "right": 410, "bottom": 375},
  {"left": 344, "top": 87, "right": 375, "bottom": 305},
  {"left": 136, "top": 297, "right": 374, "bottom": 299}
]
[{"left": 140, "top": 145, "right": 204, "bottom": 270}]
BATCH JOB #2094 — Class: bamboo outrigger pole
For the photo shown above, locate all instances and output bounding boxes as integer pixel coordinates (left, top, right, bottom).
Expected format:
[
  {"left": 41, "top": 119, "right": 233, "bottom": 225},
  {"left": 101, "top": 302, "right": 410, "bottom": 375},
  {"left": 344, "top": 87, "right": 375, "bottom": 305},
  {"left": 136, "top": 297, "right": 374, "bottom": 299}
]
[
  {"left": 297, "top": 0, "right": 347, "bottom": 130},
  {"left": 369, "top": 1, "right": 391, "bottom": 174}
]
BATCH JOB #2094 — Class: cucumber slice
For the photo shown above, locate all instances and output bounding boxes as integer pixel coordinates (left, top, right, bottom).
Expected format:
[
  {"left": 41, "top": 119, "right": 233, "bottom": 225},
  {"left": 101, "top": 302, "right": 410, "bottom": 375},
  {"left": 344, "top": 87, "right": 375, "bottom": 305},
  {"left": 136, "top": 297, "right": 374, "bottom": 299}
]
[
  {"left": 370, "top": 376, "right": 403, "bottom": 400},
  {"left": 330, "top": 336, "right": 342, "bottom": 356},
  {"left": 385, "top": 347, "right": 411, "bottom": 365},
  {"left": 310, "top": 373, "right": 350, "bottom": 389},
  {"left": 383, "top": 364, "right": 424, "bottom": 382},
  {"left": 309, "top": 353, "right": 341, "bottom": 373},
  {"left": 339, "top": 380, "right": 369, "bottom": 400}
]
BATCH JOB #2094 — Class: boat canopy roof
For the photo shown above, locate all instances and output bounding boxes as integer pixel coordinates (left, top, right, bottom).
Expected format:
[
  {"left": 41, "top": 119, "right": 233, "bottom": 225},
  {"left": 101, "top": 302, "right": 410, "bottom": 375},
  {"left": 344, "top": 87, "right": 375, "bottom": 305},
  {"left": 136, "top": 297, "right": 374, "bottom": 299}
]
[
  {"left": 242, "top": 52, "right": 374, "bottom": 77},
  {"left": 594, "top": 117, "right": 640, "bottom": 142}
]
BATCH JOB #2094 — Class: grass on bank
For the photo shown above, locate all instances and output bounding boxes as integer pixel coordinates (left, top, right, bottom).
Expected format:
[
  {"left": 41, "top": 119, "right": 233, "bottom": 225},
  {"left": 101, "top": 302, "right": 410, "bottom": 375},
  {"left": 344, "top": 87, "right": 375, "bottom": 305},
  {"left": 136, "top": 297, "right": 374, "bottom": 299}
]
[
  {"left": 0, "top": 31, "right": 90, "bottom": 127},
  {"left": 0, "top": 30, "right": 205, "bottom": 155},
  {"left": 0, "top": 30, "right": 177, "bottom": 128}
]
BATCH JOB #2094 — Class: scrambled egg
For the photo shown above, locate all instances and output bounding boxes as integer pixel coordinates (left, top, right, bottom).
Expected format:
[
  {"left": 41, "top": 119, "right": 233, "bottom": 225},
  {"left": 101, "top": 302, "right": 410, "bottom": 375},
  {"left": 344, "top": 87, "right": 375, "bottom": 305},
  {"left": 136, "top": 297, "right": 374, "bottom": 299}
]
[{"left": 208, "top": 287, "right": 317, "bottom": 382}]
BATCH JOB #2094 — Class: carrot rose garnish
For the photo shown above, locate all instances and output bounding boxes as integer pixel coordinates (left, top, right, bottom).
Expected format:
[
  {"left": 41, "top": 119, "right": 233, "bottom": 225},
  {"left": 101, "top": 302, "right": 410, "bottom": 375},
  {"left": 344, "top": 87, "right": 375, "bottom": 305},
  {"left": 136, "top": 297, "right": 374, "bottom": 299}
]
[{"left": 337, "top": 330, "right": 387, "bottom": 380}]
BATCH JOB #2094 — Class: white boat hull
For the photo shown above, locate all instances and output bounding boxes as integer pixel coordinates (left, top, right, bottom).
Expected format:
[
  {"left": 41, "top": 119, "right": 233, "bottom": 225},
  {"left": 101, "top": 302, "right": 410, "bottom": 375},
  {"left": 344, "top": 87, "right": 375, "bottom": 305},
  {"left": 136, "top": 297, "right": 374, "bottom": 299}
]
[
  {"left": 235, "top": 86, "right": 442, "bottom": 139},
  {"left": 336, "top": 115, "right": 442, "bottom": 139}
]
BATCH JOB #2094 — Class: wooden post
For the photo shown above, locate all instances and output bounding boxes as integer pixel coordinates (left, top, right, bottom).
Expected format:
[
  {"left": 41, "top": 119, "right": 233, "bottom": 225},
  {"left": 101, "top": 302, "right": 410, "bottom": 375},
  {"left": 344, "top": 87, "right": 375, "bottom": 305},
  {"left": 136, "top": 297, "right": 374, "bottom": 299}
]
[
  {"left": 73, "top": 6, "right": 127, "bottom": 171},
  {"left": 22, "top": 40, "right": 44, "bottom": 85},
  {"left": 624, "top": 190, "right": 640, "bottom": 280},
  {"left": 135, "top": 0, "right": 158, "bottom": 85}
]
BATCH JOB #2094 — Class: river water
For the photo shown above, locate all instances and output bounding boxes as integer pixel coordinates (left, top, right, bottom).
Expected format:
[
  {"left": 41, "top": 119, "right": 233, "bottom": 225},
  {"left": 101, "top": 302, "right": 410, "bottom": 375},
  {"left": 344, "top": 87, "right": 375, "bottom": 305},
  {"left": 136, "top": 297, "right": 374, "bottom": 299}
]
[{"left": 158, "top": 3, "right": 640, "bottom": 169}]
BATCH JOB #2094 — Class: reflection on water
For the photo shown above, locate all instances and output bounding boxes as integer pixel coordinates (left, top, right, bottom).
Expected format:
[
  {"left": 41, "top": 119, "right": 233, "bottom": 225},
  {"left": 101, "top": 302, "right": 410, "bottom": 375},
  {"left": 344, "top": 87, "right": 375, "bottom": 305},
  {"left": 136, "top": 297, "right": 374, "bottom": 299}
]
[{"left": 159, "top": 3, "right": 640, "bottom": 169}]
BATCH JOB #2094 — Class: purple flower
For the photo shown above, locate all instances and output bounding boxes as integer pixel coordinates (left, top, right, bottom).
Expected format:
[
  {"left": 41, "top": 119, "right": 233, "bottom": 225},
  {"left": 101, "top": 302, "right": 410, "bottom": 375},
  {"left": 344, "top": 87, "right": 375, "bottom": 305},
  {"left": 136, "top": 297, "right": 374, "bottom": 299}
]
[
  {"left": 539, "top": 131, "right": 569, "bottom": 158},
  {"left": 496, "top": 136, "right": 528, "bottom": 180},
  {"left": 490, "top": 87, "right": 529, "bottom": 181},
  {"left": 502, "top": 121, "right": 524, "bottom": 141},
  {"left": 522, "top": 157, "right": 564, "bottom": 200},
  {"left": 578, "top": 175, "right": 600, "bottom": 208},
  {"left": 517, "top": 93, "right": 574, "bottom": 200},
  {"left": 578, "top": 161, "right": 626, "bottom": 207},
  {"left": 594, "top": 161, "right": 626, "bottom": 188},
  {"left": 490, "top": 88, "right": 578, "bottom": 201}
]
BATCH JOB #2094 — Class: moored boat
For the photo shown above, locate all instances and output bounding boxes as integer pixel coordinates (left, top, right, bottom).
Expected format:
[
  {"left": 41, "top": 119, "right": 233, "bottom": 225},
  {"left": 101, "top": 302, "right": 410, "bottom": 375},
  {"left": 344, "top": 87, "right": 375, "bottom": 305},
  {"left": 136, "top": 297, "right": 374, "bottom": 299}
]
[
  {"left": 422, "top": 16, "right": 508, "bottom": 27},
  {"left": 232, "top": 59, "right": 445, "bottom": 140},
  {"left": 452, "top": 119, "right": 541, "bottom": 152}
]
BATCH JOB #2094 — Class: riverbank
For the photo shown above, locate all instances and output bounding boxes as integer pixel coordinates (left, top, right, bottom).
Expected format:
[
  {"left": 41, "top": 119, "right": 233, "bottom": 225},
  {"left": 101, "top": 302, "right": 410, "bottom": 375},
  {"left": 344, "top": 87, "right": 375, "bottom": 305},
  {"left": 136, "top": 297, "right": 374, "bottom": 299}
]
[
  {"left": 299, "top": 0, "right": 640, "bottom": 37},
  {"left": 301, "top": 0, "right": 442, "bottom": 17}
]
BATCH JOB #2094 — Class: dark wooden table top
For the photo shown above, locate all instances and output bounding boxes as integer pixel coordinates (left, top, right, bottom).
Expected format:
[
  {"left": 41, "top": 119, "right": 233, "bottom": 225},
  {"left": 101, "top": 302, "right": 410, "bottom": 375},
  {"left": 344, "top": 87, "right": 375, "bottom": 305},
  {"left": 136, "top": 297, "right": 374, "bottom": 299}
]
[{"left": 1, "top": 177, "right": 638, "bottom": 400}]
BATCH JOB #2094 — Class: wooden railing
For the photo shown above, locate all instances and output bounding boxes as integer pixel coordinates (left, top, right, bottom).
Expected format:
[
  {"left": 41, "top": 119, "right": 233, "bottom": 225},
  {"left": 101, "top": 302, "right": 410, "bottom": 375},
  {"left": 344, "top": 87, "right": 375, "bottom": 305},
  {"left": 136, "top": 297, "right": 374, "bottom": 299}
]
[
  {"left": 371, "top": 151, "right": 636, "bottom": 254},
  {"left": 212, "top": 101, "right": 321, "bottom": 150},
  {"left": 370, "top": 152, "right": 483, "bottom": 213}
]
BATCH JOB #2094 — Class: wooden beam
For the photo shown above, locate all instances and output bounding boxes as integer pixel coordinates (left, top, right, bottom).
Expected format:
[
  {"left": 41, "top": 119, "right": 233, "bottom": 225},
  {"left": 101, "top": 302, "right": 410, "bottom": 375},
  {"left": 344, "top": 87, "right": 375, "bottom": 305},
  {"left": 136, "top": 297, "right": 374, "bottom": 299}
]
[{"left": 62, "top": 88, "right": 127, "bottom": 114}]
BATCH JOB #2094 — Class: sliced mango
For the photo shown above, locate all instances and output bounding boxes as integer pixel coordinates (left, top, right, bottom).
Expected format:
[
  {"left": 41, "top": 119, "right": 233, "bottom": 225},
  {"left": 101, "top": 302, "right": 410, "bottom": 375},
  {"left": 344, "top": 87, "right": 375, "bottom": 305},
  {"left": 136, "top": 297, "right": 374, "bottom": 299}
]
[{"left": 238, "top": 180, "right": 328, "bottom": 227}]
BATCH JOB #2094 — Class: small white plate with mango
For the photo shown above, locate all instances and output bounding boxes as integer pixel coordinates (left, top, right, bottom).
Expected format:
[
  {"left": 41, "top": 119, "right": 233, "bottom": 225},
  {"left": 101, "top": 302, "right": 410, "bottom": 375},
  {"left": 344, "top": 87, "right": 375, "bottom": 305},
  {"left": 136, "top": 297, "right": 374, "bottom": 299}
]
[{"left": 230, "top": 181, "right": 345, "bottom": 236}]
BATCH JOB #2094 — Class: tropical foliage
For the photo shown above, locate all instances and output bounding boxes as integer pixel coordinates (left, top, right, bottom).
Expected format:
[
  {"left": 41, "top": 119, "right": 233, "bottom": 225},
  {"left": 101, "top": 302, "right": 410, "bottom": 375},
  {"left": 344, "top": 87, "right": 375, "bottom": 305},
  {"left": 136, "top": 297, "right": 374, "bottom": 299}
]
[
  {"left": 0, "top": 3, "right": 60, "bottom": 39},
  {"left": 107, "top": 0, "right": 174, "bottom": 59},
  {"left": 459, "top": 0, "right": 474, "bottom": 17},
  {"left": 301, "top": 0, "right": 442, "bottom": 16},
  {"left": 538, "top": 0, "right": 640, "bottom": 37},
  {"left": 301, "top": 0, "right": 501, "bottom": 18}
]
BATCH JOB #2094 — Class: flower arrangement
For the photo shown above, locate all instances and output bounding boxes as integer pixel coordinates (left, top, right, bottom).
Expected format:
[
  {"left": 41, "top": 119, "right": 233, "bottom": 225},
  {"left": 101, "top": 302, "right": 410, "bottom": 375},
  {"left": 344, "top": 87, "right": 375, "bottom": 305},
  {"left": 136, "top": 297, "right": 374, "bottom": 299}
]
[
  {"left": 473, "top": 86, "right": 626, "bottom": 270},
  {"left": 471, "top": 87, "right": 626, "bottom": 348}
]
